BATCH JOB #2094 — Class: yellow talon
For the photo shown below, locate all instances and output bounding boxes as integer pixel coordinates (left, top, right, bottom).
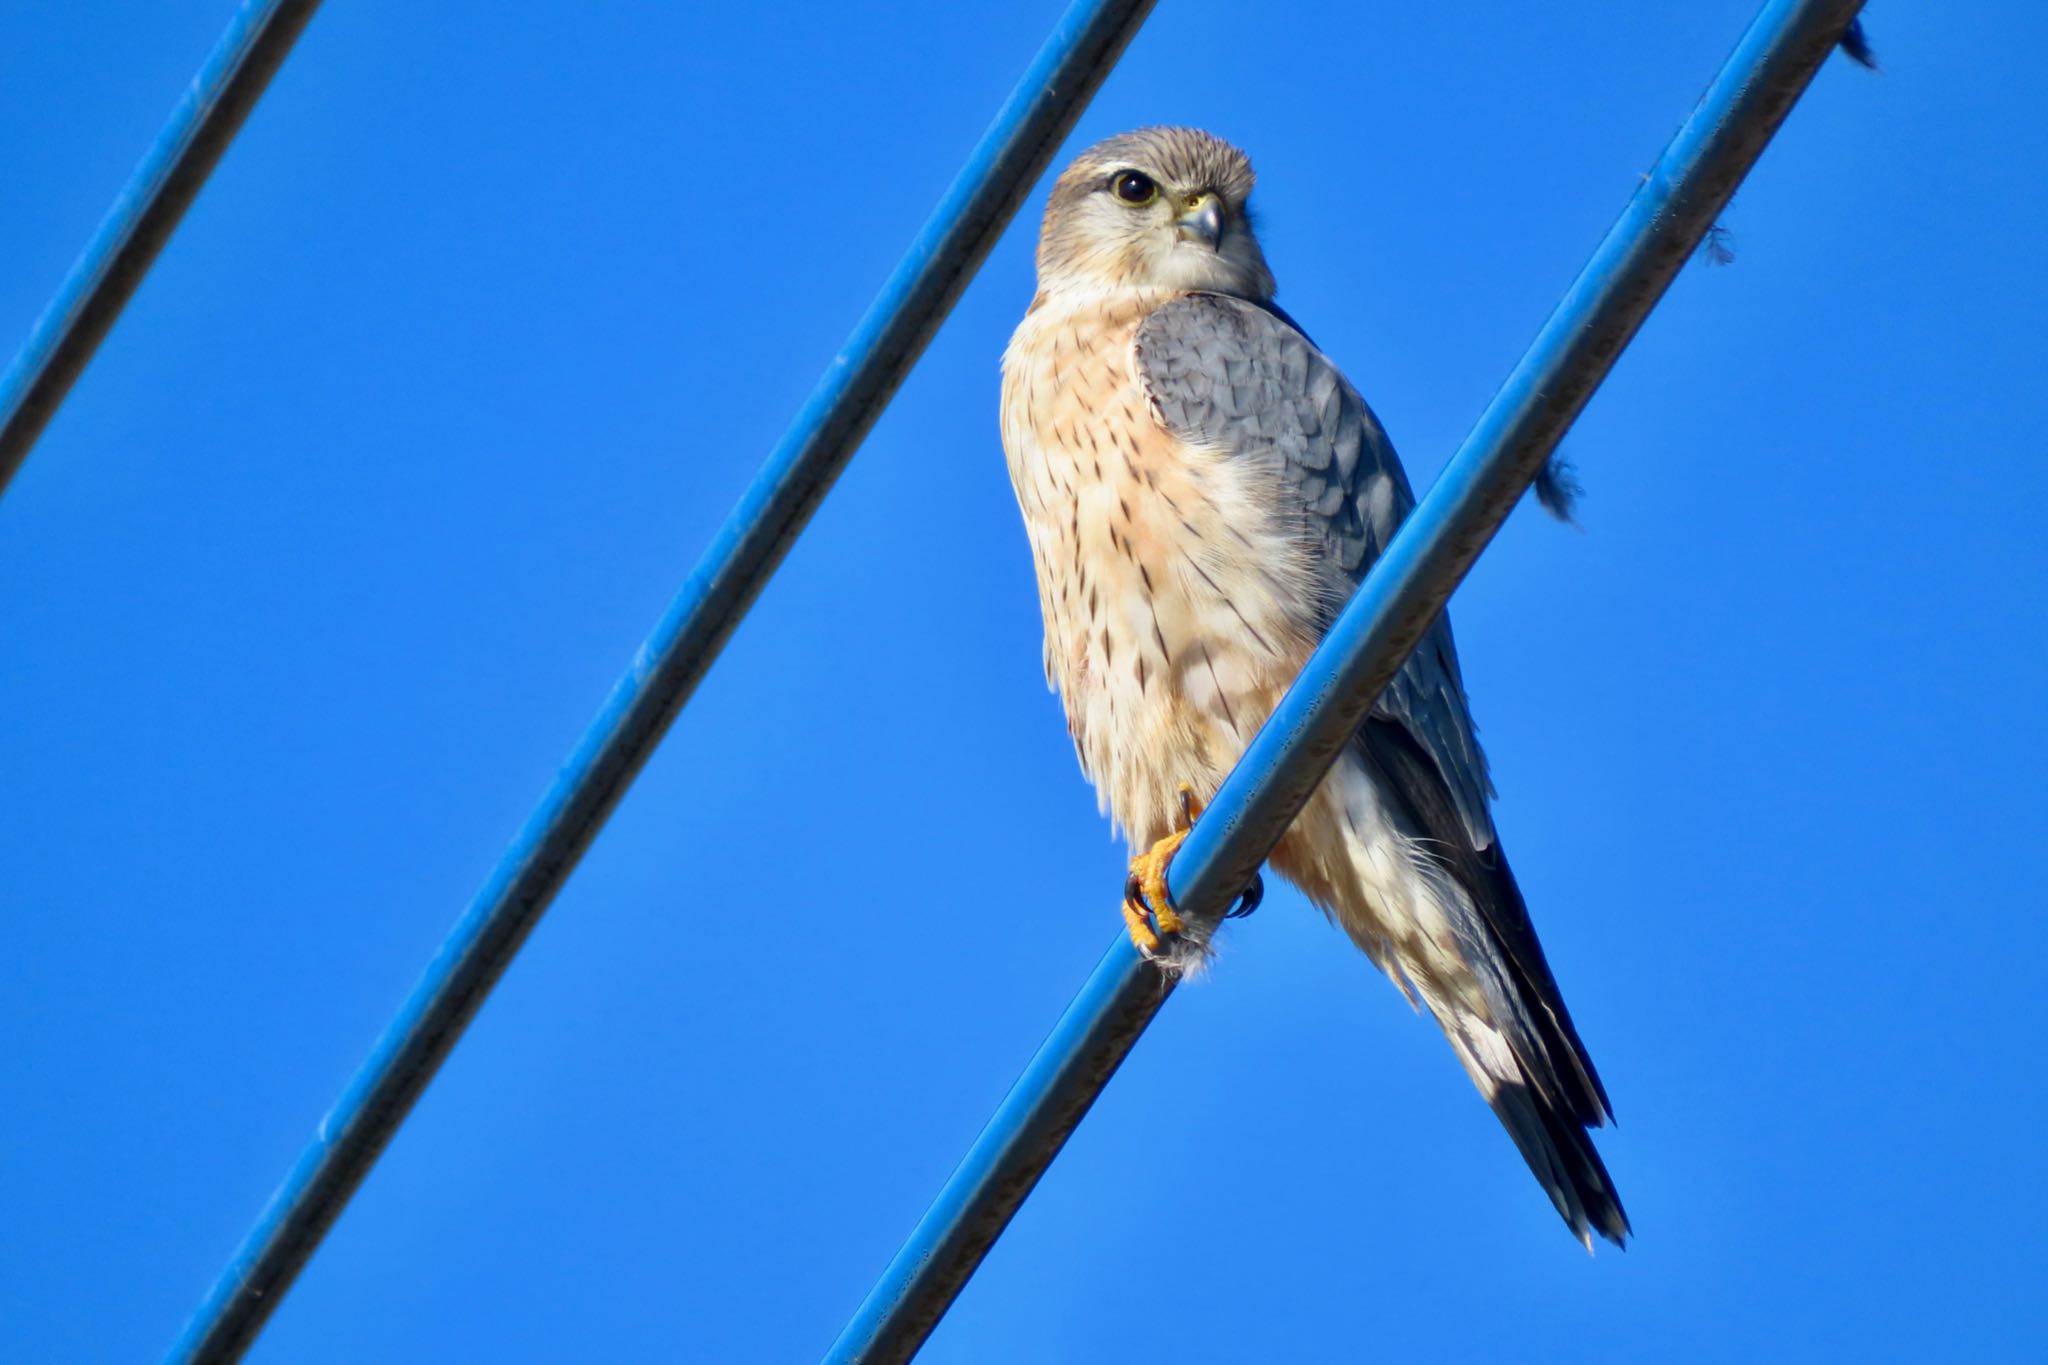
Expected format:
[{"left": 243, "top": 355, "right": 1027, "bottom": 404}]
[
  {"left": 1120, "top": 894, "right": 1165, "bottom": 956},
  {"left": 1121, "top": 784, "right": 1203, "bottom": 954}
]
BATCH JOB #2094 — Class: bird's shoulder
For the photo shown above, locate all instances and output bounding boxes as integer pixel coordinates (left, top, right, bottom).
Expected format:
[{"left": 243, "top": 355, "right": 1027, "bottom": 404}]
[
  {"left": 1134, "top": 292, "right": 1410, "bottom": 577},
  {"left": 1135, "top": 291, "right": 1501, "bottom": 845}
]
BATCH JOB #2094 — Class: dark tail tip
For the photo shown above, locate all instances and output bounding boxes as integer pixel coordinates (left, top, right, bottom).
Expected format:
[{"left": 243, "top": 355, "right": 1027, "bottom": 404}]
[{"left": 1488, "top": 1076, "right": 1632, "bottom": 1249}]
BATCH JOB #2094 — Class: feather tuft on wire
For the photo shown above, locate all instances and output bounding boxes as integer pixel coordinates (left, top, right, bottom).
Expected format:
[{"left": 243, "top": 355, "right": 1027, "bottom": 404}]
[
  {"left": 1839, "top": 18, "right": 1879, "bottom": 71},
  {"left": 1532, "top": 454, "right": 1583, "bottom": 525}
]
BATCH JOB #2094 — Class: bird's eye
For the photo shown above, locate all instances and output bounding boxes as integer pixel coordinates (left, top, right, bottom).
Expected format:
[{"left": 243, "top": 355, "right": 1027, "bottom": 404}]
[{"left": 1109, "top": 170, "right": 1158, "bottom": 205}]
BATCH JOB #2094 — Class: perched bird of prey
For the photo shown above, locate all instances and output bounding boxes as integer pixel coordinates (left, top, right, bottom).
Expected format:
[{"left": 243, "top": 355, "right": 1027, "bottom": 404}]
[{"left": 999, "top": 127, "right": 1628, "bottom": 1247}]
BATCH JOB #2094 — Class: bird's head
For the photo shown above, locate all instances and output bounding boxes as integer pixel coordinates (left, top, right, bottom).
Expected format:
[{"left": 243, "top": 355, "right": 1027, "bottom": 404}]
[{"left": 1035, "top": 127, "right": 1274, "bottom": 302}]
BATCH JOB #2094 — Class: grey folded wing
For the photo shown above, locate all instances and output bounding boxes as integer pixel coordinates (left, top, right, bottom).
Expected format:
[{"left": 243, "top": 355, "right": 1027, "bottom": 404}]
[{"left": 1134, "top": 291, "right": 1498, "bottom": 849}]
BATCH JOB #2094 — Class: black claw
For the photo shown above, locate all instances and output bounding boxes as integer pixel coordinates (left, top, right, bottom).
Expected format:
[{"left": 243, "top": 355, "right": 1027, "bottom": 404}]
[{"left": 1225, "top": 870, "right": 1265, "bottom": 919}]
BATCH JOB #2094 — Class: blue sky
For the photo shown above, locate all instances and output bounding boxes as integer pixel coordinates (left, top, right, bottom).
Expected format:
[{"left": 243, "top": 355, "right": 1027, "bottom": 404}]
[{"left": 3, "top": 2, "right": 2044, "bottom": 1361}]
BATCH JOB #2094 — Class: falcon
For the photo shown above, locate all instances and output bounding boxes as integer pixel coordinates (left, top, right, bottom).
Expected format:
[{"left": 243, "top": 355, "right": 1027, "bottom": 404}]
[{"left": 999, "top": 127, "right": 1628, "bottom": 1247}]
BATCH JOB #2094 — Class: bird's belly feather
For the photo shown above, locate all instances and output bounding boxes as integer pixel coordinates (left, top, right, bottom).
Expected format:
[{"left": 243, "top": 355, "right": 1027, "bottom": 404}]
[
  {"left": 1001, "top": 300, "right": 1325, "bottom": 849},
  {"left": 1000, "top": 297, "right": 1455, "bottom": 976}
]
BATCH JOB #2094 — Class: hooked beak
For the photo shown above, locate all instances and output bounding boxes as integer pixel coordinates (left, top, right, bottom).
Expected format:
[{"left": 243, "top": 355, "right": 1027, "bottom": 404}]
[{"left": 1176, "top": 192, "right": 1224, "bottom": 250}]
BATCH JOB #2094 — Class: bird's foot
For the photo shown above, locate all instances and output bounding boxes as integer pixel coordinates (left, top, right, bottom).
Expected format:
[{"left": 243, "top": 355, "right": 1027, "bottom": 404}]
[
  {"left": 1121, "top": 784, "right": 1264, "bottom": 957},
  {"left": 1123, "top": 818, "right": 1192, "bottom": 957}
]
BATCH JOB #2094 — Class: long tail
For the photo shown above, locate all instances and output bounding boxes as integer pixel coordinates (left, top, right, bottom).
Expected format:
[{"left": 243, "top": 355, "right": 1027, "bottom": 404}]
[
  {"left": 1344, "top": 721, "right": 1631, "bottom": 1248},
  {"left": 1429, "top": 993, "right": 1630, "bottom": 1249}
]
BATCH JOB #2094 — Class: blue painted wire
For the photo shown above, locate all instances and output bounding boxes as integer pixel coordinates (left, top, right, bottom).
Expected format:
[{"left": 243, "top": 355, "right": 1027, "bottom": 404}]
[
  {"left": 158, "top": 1, "right": 1155, "bottom": 1361},
  {"left": 822, "top": 2, "right": 1866, "bottom": 1360},
  {"left": 0, "top": 0, "right": 322, "bottom": 499}
]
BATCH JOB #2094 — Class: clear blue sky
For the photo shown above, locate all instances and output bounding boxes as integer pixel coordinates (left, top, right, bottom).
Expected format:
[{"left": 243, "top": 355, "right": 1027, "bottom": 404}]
[{"left": 3, "top": 3, "right": 2043, "bottom": 1361}]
